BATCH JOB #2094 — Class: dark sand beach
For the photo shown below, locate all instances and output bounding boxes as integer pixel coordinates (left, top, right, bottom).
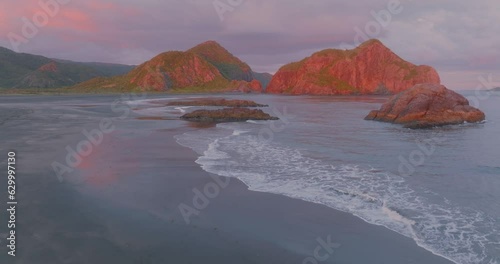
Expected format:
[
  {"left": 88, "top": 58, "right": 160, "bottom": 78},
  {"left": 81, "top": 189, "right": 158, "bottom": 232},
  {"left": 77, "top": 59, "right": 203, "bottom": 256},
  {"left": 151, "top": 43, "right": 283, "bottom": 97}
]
[
  {"left": 0, "top": 95, "right": 455, "bottom": 263},
  {"left": 137, "top": 128, "right": 455, "bottom": 264}
]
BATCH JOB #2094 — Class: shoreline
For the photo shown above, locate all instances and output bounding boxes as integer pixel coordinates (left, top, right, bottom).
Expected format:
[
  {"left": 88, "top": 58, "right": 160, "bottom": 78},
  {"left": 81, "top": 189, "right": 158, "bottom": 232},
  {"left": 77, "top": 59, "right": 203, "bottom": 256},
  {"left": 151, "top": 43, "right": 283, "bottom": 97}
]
[
  {"left": 0, "top": 96, "right": 462, "bottom": 263},
  {"left": 162, "top": 124, "right": 456, "bottom": 264}
]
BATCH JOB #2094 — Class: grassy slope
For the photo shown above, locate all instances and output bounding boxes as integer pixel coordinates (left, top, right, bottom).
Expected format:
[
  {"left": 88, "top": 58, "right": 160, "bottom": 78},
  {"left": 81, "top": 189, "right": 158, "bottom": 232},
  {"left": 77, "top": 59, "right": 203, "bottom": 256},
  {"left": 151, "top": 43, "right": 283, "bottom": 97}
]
[
  {"left": 1, "top": 41, "right": 258, "bottom": 94},
  {"left": 70, "top": 43, "right": 251, "bottom": 94},
  {"left": 252, "top": 72, "right": 273, "bottom": 90},
  {"left": 0, "top": 47, "right": 51, "bottom": 87},
  {"left": 54, "top": 59, "right": 134, "bottom": 76},
  {"left": 69, "top": 52, "right": 233, "bottom": 94},
  {"left": 187, "top": 41, "right": 253, "bottom": 81},
  {"left": 126, "top": 51, "right": 231, "bottom": 92},
  {"left": 0, "top": 46, "right": 134, "bottom": 89}
]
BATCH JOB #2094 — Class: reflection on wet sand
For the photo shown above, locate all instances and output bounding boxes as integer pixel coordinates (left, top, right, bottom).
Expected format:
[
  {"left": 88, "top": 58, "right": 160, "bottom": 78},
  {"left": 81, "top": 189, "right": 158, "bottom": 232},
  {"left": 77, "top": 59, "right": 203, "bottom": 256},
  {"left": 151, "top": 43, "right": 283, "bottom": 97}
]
[
  {"left": 136, "top": 116, "right": 178, "bottom": 121},
  {"left": 185, "top": 121, "right": 217, "bottom": 129}
]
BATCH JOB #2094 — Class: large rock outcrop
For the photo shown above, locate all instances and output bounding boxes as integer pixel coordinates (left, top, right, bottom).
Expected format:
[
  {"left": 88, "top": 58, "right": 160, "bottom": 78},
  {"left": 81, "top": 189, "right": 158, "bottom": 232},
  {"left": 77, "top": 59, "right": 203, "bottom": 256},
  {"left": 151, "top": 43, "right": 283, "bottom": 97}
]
[
  {"left": 72, "top": 41, "right": 264, "bottom": 93},
  {"left": 364, "top": 84, "right": 486, "bottom": 129},
  {"left": 267, "top": 39, "right": 440, "bottom": 95}
]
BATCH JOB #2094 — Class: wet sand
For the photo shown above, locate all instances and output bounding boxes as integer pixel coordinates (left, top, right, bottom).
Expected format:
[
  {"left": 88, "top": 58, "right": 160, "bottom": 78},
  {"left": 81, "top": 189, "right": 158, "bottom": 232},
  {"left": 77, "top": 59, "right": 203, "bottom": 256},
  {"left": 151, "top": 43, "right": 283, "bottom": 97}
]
[{"left": 0, "top": 96, "right": 454, "bottom": 264}]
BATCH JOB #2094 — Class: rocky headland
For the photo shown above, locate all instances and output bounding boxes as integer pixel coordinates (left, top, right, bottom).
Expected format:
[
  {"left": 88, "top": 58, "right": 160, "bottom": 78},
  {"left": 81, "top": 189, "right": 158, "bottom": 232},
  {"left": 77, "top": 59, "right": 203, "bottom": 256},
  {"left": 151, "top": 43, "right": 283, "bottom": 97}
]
[{"left": 266, "top": 39, "right": 440, "bottom": 95}]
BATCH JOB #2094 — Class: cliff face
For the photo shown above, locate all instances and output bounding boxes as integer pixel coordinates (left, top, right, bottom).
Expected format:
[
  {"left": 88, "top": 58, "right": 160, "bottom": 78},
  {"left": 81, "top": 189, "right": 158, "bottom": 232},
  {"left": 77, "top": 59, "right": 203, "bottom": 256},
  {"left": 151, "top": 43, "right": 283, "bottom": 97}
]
[
  {"left": 73, "top": 41, "right": 264, "bottom": 93},
  {"left": 267, "top": 39, "right": 440, "bottom": 95}
]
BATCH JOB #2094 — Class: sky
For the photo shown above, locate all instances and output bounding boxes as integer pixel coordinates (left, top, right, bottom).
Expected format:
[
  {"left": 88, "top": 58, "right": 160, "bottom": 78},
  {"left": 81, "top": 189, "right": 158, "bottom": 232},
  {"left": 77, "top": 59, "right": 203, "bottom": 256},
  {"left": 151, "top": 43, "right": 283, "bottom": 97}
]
[{"left": 0, "top": 0, "right": 499, "bottom": 90}]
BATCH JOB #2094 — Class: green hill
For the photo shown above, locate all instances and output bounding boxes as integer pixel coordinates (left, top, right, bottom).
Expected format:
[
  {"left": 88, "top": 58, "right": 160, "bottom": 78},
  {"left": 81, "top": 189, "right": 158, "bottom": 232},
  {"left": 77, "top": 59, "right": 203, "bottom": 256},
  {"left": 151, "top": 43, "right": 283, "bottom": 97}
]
[
  {"left": 187, "top": 41, "right": 254, "bottom": 81},
  {"left": 252, "top": 71, "right": 273, "bottom": 90},
  {"left": 0, "top": 47, "right": 134, "bottom": 89},
  {"left": 72, "top": 41, "right": 264, "bottom": 94}
]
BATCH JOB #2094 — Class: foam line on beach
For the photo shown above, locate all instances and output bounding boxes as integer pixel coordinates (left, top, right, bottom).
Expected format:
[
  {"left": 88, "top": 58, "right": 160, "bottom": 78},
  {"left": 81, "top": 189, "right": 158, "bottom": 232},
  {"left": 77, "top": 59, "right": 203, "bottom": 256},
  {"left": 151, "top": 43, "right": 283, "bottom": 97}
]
[{"left": 175, "top": 124, "right": 500, "bottom": 264}]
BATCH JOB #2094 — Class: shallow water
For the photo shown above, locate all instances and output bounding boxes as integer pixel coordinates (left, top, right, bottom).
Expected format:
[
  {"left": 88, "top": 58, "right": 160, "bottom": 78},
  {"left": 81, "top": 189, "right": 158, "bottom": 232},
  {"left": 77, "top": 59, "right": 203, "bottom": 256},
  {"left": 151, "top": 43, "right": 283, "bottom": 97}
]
[{"left": 175, "top": 93, "right": 500, "bottom": 264}]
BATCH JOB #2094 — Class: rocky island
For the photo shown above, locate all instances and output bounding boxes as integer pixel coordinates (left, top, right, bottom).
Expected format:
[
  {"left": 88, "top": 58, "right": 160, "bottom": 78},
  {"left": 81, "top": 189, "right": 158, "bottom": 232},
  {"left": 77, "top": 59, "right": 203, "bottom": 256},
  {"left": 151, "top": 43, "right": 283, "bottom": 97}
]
[
  {"left": 365, "top": 83, "right": 486, "bottom": 129},
  {"left": 181, "top": 108, "right": 278, "bottom": 122}
]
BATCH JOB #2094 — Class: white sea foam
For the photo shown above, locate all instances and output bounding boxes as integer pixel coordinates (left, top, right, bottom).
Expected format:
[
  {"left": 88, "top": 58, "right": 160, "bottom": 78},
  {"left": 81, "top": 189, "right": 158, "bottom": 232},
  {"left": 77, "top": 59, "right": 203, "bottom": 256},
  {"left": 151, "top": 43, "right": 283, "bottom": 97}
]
[
  {"left": 232, "top": 130, "right": 250, "bottom": 136},
  {"left": 132, "top": 107, "right": 169, "bottom": 116},
  {"left": 174, "top": 106, "right": 192, "bottom": 113},
  {"left": 175, "top": 125, "right": 500, "bottom": 264}
]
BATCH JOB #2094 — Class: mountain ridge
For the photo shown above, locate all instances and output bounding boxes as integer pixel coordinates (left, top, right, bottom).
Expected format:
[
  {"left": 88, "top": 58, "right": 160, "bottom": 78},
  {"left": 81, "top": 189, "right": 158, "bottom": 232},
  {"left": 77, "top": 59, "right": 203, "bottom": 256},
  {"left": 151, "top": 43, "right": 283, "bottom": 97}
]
[{"left": 0, "top": 46, "right": 135, "bottom": 89}]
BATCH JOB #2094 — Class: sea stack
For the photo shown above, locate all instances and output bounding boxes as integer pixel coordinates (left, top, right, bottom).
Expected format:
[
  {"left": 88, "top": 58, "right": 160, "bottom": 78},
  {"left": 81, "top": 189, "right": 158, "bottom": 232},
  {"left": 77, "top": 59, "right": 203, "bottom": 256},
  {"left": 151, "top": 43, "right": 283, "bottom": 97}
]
[{"left": 365, "top": 83, "right": 486, "bottom": 129}]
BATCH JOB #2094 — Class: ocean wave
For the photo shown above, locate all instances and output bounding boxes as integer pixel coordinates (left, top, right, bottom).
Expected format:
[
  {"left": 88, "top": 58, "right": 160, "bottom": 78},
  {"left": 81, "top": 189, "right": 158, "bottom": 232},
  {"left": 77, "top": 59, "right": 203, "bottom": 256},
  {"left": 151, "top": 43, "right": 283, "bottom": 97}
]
[{"left": 175, "top": 126, "right": 500, "bottom": 264}]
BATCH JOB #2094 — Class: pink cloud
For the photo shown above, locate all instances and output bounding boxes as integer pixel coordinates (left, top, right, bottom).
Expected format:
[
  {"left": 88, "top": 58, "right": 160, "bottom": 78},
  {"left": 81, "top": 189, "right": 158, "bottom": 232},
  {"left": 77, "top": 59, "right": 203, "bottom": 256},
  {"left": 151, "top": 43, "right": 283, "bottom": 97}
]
[
  {"left": 0, "top": 10, "right": 8, "bottom": 34},
  {"left": 0, "top": 0, "right": 498, "bottom": 88},
  {"left": 0, "top": 0, "right": 141, "bottom": 40},
  {"left": 86, "top": 1, "right": 118, "bottom": 10},
  {"left": 49, "top": 8, "right": 97, "bottom": 31}
]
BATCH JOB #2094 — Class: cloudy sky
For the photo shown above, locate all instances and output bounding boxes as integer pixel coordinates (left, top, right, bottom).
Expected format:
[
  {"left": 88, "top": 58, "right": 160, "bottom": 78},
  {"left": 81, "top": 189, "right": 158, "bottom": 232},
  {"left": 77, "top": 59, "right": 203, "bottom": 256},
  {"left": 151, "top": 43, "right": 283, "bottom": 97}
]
[{"left": 1, "top": 0, "right": 499, "bottom": 89}]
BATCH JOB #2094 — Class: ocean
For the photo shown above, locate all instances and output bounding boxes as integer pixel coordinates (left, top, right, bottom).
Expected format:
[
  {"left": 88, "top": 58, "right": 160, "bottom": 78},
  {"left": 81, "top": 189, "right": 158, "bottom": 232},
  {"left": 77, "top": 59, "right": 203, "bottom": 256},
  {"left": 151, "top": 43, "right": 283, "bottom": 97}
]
[
  {"left": 174, "top": 93, "right": 500, "bottom": 264},
  {"left": 0, "top": 92, "right": 498, "bottom": 263}
]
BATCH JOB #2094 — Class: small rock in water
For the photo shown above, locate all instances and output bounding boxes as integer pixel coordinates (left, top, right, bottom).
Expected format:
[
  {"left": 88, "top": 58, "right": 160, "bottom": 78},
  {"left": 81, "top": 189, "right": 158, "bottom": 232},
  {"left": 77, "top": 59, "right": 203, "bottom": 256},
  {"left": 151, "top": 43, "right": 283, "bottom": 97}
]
[
  {"left": 365, "top": 83, "right": 485, "bottom": 129},
  {"left": 181, "top": 108, "right": 279, "bottom": 122}
]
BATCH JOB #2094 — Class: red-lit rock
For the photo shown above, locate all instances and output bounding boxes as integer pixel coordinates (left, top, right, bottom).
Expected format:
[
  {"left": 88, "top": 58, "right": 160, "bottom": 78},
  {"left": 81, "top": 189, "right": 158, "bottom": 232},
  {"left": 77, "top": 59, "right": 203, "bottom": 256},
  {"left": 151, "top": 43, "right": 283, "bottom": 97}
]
[
  {"left": 365, "top": 83, "right": 486, "bottom": 129},
  {"left": 267, "top": 39, "right": 440, "bottom": 95}
]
